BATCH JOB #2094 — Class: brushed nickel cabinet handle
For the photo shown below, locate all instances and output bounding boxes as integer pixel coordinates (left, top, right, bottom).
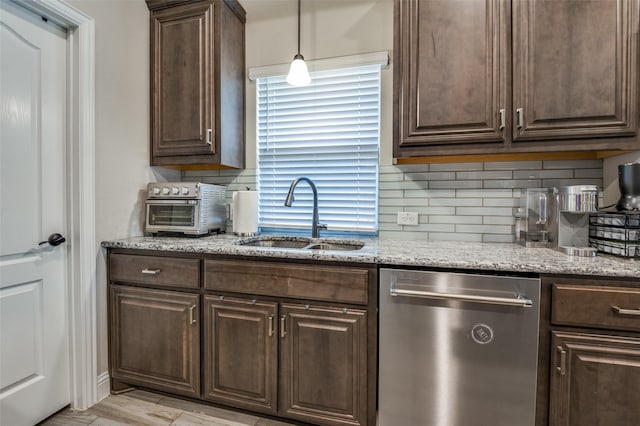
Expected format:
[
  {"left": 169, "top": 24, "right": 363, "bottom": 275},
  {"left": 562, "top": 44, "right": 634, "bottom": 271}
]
[
  {"left": 141, "top": 268, "right": 161, "bottom": 275},
  {"left": 189, "top": 305, "right": 197, "bottom": 325},
  {"left": 611, "top": 306, "right": 640, "bottom": 316},
  {"left": 516, "top": 108, "right": 524, "bottom": 129},
  {"left": 206, "top": 129, "right": 212, "bottom": 145},
  {"left": 556, "top": 345, "right": 566, "bottom": 376},
  {"left": 268, "top": 315, "right": 274, "bottom": 337},
  {"left": 280, "top": 315, "right": 286, "bottom": 338},
  {"left": 499, "top": 109, "right": 505, "bottom": 130}
]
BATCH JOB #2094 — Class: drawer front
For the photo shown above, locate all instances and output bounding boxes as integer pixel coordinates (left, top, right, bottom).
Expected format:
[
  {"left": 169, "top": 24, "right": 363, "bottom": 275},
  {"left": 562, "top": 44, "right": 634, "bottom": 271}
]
[
  {"left": 552, "top": 284, "right": 640, "bottom": 332},
  {"left": 205, "top": 260, "right": 369, "bottom": 305},
  {"left": 110, "top": 253, "right": 200, "bottom": 289}
]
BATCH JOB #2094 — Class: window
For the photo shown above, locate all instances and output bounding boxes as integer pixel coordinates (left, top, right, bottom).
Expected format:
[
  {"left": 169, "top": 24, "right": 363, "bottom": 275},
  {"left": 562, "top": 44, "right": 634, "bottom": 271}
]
[{"left": 256, "top": 64, "right": 381, "bottom": 235}]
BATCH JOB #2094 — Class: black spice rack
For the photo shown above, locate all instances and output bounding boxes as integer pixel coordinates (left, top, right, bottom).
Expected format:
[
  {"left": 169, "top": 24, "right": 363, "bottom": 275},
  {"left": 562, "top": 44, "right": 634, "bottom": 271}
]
[{"left": 589, "top": 212, "right": 640, "bottom": 258}]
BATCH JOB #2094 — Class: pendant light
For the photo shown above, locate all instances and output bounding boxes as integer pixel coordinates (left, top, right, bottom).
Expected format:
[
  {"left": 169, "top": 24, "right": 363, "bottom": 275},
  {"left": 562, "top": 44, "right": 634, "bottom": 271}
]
[{"left": 286, "top": 0, "right": 311, "bottom": 86}]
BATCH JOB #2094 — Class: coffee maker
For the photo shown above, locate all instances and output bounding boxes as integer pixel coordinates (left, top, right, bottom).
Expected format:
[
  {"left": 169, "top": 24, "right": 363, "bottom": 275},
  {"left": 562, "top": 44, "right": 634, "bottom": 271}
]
[
  {"left": 616, "top": 163, "right": 640, "bottom": 211},
  {"left": 556, "top": 185, "right": 598, "bottom": 257},
  {"left": 517, "top": 188, "right": 558, "bottom": 247}
]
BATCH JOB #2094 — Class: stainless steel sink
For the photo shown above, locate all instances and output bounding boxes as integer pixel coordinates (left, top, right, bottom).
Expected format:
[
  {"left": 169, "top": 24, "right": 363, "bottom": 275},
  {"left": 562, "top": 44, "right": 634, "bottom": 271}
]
[
  {"left": 239, "top": 238, "right": 311, "bottom": 249},
  {"left": 238, "top": 237, "right": 364, "bottom": 251},
  {"left": 306, "top": 242, "right": 365, "bottom": 251}
]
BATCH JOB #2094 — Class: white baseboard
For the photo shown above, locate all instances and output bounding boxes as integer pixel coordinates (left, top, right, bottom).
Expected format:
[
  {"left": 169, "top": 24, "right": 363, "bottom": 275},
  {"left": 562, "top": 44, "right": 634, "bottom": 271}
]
[{"left": 97, "top": 372, "right": 110, "bottom": 403}]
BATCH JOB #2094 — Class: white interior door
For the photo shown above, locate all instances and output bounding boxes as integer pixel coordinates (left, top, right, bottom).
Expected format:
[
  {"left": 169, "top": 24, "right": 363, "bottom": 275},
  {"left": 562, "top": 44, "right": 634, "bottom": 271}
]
[{"left": 0, "top": 3, "right": 70, "bottom": 425}]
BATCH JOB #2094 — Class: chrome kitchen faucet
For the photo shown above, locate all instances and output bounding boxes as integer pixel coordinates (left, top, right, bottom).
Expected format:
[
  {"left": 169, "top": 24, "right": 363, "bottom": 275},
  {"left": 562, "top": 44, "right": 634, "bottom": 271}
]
[{"left": 284, "top": 177, "right": 327, "bottom": 238}]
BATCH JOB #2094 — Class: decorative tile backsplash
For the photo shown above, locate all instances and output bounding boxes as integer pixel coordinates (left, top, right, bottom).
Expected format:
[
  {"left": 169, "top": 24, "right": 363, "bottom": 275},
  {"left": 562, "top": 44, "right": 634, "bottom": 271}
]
[{"left": 183, "top": 159, "right": 603, "bottom": 242}]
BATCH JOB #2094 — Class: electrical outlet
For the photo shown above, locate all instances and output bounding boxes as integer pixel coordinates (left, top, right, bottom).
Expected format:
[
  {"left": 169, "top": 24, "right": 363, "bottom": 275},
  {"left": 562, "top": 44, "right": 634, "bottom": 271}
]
[{"left": 397, "top": 211, "right": 419, "bottom": 226}]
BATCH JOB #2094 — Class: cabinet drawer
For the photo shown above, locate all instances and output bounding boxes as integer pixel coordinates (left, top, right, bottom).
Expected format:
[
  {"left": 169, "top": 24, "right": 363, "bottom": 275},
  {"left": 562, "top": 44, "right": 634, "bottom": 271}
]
[
  {"left": 205, "top": 260, "right": 369, "bottom": 305},
  {"left": 110, "top": 253, "right": 200, "bottom": 289},
  {"left": 552, "top": 284, "right": 640, "bottom": 332}
]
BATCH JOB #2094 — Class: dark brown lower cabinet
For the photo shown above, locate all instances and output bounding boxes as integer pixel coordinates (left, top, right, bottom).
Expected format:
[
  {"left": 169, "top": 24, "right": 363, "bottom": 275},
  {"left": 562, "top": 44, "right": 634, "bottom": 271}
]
[
  {"left": 108, "top": 251, "right": 376, "bottom": 426},
  {"left": 203, "top": 295, "right": 278, "bottom": 415},
  {"left": 280, "top": 304, "right": 367, "bottom": 426},
  {"left": 109, "top": 285, "right": 200, "bottom": 398},
  {"left": 549, "top": 331, "right": 640, "bottom": 426}
]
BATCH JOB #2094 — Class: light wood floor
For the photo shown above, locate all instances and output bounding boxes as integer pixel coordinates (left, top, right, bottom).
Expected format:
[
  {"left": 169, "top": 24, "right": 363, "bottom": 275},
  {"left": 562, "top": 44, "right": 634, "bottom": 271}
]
[{"left": 39, "top": 389, "right": 297, "bottom": 426}]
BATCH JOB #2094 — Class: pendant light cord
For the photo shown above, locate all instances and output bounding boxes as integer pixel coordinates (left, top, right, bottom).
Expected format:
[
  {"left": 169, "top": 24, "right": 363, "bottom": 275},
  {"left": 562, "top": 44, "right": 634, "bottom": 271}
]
[{"left": 297, "top": 0, "right": 301, "bottom": 55}]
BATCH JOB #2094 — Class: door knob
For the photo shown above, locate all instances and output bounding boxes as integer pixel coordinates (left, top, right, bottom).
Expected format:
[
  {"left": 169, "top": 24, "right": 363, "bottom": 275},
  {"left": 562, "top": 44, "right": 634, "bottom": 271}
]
[{"left": 39, "top": 233, "right": 66, "bottom": 247}]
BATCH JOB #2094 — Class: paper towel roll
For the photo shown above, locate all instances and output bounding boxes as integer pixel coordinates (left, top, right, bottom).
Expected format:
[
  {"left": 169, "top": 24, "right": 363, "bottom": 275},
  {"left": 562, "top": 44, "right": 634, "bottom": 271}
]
[{"left": 232, "top": 190, "right": 259, "bottom": 236}]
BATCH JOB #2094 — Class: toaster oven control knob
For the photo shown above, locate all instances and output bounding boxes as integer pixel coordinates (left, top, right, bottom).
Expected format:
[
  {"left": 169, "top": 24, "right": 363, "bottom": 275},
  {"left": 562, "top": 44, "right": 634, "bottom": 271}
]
[
  {"left": 171, "top": 187, "right": 180, "bottom": 195},
  {"left": 181, "top": 187, "right": 190, "bottom": 195},
  {"left": 162, "top": 187, "right": 170, "bottom": 195}
]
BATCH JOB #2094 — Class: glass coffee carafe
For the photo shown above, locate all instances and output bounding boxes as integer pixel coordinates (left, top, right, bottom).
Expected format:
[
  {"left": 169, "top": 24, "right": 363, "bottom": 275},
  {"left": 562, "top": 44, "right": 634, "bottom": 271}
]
[{"left": 519, "top": 188, "right": 558, "bottom": 247}]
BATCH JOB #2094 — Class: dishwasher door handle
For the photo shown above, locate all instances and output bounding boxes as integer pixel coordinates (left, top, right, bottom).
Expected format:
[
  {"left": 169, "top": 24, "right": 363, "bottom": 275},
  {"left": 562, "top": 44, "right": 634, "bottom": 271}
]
[{"left": 390, "top": 288, "right": 533, "bottom": 307}]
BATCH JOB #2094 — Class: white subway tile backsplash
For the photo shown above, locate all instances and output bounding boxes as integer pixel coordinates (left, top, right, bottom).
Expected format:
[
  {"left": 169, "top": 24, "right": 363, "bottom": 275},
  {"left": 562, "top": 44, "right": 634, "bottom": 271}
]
[
  {"left": 542, "top": 178, "right": 603, "bottom": 188},
  {"left": 456, "top": 207, "right": 513, "bottom": 216},
  {"left": 430, "top": 198, "right": 483, "bottom": 207},
  {"left": 513, "top": 169, "right": 573, "bottom": 179},
  {"left": 456, "top": 170, "right": 513, "bottom": 180},
  {"left": 395, "top": 164, "right": 430, "bottom": 173},
  {"left": 430, "top": 162, "right": 483, "bottom": 171},
  {"left": 415, "top": 223, "right": 456, "bottom": 232},
  {"left": 429, "top": 215, "right": 483, "bottom": 224},
  {"left": 427, "top": 232, "right": 483, "bottom": 242},
  {"left": 429, "top": 180, "right": 483, "bottom": 189},
  {"left": 574, "top": 168, "right": 603, "bottom": 178},
  {"left": 456, "top": 189, "right": 513, "bottom": 198},
  {"left": 483, "top": 179, "right": 542, "bottom": 189},
  {"left": 483, "top": 216, "right": 515, "bottom": 225},
  {"left": 184, "top": 159, "right": 603, "bottom": 243},
  {"left": 379, "top": 181, "right": 427, "bottom": 191},
  {"left": 543, "top": 159, "right": 602, "bottom": 169},
  {"left": 405, "top": 172, "right": 456, "bottom": 181},
  {"left": 484, "top": 161, "right": 542, "bottom": 170},
  {"left": 423, "top": 189, "right": 457, "bottom": 198},
  {"left": 456, "top": 224, "right": 512, "bottom": 234},
  {"left": 410, "top": 206, "right": 456, "bottom": 215},
  {"left": 482, "top": 198, "right": 519, "bottom": 207}
]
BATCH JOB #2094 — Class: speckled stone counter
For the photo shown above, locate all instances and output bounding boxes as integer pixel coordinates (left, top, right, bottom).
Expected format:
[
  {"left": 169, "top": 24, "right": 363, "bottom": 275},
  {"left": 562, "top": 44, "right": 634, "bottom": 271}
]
[{"left": 102, "top": 234, "right": 640, "bottom": 279}]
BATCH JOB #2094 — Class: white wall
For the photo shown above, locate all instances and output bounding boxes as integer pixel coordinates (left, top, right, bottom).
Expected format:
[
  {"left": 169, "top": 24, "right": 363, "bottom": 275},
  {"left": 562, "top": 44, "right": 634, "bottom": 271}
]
[
  {"left": 68, "top": 0, "right": 178, "bottom": 384},
  {"left": 243, "top": 0, "right": 394, "bottom": 168}
]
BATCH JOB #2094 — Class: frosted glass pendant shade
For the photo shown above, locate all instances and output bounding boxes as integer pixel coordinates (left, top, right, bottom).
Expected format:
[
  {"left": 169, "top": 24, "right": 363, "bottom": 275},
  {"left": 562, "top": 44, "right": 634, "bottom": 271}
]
[{"left": 286, "top": 54, "right": 311, "bottom": 86}]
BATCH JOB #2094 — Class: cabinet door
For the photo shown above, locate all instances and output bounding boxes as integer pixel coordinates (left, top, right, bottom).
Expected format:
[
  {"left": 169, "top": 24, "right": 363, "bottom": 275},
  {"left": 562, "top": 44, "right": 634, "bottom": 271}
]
[
  {"left": 150, "top": 1, "right": 214, "bottom": 159},
  {"left": 109, "top": 285, "right": 200, "bottom": 398},
  {"left": 203, "top": 295, "right": 278, "bottom": 415},
  {"left": 280, "top": 304, "right": 367, "bottom": 426},
  {"left": 394, "top": 0, "right": 509, "bottom": 154},
  {"left": 550, "top": 331, "right": 640, "bottom": 426},
  {"left": 513, "top": 0, "right": 639, "bottom": 142}
]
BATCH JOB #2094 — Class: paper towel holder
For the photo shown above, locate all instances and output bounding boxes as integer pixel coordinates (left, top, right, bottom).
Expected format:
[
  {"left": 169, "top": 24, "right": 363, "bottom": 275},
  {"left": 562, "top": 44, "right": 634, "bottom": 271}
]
[{"left": 232, "top": 189, "right": 259, "bottom": 236}]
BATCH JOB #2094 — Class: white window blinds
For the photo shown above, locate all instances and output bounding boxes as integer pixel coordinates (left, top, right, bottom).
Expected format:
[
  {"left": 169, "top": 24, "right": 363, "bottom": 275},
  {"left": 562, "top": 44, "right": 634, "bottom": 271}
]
[{"left": 256, "top": 64, "right": 380, "bottom": 234}]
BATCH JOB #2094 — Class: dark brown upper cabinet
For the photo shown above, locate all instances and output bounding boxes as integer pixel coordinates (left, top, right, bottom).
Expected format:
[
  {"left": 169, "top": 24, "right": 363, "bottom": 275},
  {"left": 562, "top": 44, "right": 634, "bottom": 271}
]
[
  {"left": 147, "top": 0, "right": 245, "bottom": 169},
  {"left": 394, "top": 0, "right": 640, "bottom": 159}
]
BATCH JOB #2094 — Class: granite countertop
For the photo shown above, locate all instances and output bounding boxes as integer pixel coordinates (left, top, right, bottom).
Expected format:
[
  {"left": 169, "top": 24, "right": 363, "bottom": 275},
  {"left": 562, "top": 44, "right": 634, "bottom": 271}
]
[{"left": 102, "top": 234, "right": 640, "bottom": 279}]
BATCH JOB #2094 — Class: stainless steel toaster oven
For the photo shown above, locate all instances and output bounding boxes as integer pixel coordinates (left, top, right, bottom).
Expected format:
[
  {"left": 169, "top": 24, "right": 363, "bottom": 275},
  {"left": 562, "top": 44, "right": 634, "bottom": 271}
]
[{"left": 145, "top": 182, "right": 226, "bottom": 236}]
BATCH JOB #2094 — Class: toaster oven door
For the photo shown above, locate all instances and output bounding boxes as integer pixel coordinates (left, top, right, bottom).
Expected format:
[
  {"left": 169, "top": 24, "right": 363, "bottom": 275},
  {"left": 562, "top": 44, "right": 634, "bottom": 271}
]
[{"left": 146, "top": 199, "right": 199, "bottom": 231}]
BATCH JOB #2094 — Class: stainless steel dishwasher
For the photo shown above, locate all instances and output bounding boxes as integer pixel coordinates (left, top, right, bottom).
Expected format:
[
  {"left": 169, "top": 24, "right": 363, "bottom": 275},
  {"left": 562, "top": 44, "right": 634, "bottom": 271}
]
[{"left": 379, "top": 269, "right": 540, "bottom": 426}]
